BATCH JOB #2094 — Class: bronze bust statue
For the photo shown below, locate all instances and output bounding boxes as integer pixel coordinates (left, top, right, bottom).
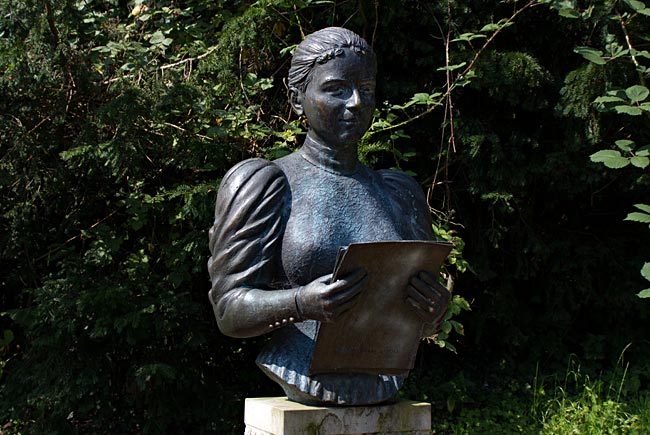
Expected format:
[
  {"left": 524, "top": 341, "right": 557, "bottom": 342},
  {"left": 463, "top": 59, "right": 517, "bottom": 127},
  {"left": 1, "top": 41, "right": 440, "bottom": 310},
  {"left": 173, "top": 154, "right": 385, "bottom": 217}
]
[{"left": 208, "top": 27, "right": 450, "bottom": 406}]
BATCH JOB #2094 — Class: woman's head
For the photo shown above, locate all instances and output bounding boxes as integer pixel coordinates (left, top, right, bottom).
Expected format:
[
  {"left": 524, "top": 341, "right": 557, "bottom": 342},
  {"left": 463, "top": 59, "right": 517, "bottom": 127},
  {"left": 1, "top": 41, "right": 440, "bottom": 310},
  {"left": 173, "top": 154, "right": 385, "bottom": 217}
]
[
  {"left": 288, "top": 27, "right": 376, "bottom": 93},
  {"left": 288, "top": 28, "right": 377, "bottom": 149}
]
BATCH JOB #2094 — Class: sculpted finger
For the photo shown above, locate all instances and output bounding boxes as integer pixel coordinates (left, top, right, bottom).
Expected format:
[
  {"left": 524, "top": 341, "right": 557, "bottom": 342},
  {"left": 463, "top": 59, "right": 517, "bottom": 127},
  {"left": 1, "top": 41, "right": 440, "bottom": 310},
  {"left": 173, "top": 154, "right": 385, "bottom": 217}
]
[
  {"left": 341, "top": 268, "right": 367, "bottom": 284},
  {"left": 406, "top": 296, "right": 434, "bottom": 322},
  {"left": 410, "top": 276, "right": 443, "bottom": 302},
  {"left": 406, "top": 284, "right": 438, "bottom": 314},
  {"left": 409, "top": 275, "right": 428, "bottom": 292},
  {"left": 415, "top": 272, "right": 451, "bottom": 303},
  {"left": 320, "top": 273, "right": 334, "bottom": 285},
  {"left": 330, "top": 268, "right": 366, "bottom": 293},
  {"left": 418, "top": 270, "right": 438, "bottom": 287},
  {"left": 331, "top": 291, "right": 363, "bottom": 317},
  {"left": 331, "top": 273, "right": 367, "bottom": 303}
]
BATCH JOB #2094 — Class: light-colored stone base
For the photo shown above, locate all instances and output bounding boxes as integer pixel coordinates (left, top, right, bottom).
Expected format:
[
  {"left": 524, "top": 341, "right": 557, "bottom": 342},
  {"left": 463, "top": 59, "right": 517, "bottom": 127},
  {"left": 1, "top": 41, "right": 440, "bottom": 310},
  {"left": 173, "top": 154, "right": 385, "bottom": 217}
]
[{"left": 244, "top": 397, "right": 431, "bottom": 435}]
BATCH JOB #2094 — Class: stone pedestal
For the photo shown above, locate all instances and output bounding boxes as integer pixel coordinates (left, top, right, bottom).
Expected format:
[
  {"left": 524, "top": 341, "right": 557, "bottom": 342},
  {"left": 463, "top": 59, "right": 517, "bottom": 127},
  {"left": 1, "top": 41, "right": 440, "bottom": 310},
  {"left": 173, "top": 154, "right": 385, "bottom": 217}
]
[{"left": 244, "top": 397, "right": 431, "bottom": 435}]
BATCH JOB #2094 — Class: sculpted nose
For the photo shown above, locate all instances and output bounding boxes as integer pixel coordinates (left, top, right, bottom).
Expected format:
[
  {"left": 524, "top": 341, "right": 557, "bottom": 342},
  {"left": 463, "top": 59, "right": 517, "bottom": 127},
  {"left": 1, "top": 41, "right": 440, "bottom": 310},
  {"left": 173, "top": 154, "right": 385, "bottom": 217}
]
[{"left": 346, "top": 88, "right": 361, "bottom": 110}]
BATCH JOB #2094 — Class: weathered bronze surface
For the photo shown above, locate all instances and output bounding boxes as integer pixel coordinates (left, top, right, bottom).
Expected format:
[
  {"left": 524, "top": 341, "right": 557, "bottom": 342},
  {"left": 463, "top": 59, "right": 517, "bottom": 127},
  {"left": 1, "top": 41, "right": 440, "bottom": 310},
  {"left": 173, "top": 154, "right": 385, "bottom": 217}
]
[{"left": 207, "top": 27, "right": 451, "bottom": 406}]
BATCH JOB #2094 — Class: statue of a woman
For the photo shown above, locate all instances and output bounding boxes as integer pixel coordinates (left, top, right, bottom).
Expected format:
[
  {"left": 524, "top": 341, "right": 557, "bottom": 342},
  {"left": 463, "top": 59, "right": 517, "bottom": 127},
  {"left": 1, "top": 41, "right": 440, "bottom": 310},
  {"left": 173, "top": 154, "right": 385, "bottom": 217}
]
[{"left": 208, "top": 27, "right": 449, "bottom": 406}]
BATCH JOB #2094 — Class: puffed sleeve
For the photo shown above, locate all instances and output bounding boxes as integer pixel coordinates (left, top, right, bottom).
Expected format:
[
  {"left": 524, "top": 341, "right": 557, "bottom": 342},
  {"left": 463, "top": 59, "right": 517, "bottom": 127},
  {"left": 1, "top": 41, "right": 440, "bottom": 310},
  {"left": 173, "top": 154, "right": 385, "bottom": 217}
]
[
  {"left": 378, "top": 169, "right": 435, "bottom": 240},
  {"left": 208, "top": 158, "right": 299, "bottom": 338}
]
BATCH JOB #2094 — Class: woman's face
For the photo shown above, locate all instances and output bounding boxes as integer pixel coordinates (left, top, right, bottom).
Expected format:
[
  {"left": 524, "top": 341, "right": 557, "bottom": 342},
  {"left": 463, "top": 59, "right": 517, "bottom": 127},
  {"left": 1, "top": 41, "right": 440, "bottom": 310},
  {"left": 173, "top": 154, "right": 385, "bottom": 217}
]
[{"left": 298, "top": 49, "right": 376, "bottom": 149}]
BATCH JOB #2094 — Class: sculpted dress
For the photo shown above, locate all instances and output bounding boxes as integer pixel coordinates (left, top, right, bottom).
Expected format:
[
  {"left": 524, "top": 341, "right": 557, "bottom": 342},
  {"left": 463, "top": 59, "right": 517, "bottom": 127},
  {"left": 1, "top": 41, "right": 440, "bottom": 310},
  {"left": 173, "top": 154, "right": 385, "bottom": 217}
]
[{"left": 208, "top": 149, "right": 434, "bottom": 405}]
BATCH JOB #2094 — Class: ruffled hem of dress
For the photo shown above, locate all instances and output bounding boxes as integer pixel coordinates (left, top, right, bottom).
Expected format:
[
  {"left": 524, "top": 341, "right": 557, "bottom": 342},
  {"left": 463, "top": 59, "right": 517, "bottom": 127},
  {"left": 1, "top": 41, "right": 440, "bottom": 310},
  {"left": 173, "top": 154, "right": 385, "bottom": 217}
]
[{"left": 255, "top": 323, "right": 404, "bottom": 406}]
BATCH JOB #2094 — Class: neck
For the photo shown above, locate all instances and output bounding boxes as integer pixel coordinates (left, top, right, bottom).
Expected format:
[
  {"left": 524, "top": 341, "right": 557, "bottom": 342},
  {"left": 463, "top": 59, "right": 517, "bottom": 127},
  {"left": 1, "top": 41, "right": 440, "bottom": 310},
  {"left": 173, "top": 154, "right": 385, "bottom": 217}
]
[{"left": 299, "top": 134, "right": 358, "bottom": 175}]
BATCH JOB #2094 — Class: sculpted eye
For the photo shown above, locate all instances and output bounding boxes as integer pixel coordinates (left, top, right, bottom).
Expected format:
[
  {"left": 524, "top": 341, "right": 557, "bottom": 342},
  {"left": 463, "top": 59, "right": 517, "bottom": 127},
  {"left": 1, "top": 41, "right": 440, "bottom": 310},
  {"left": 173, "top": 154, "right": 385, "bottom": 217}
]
[
  {"left": 328, "top": 86, "right": 346, "bottom": 96},
  {"left": 360, "top": 82, "right": 376, "bottom": 95}
]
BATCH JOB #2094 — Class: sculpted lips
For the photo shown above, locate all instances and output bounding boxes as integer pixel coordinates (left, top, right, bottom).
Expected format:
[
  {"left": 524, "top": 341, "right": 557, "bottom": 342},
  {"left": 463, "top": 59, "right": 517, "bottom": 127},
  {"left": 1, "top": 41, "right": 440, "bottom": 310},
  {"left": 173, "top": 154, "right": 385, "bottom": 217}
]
[{"left": 340, "top": 115, "right": 359, "bottom": 126}]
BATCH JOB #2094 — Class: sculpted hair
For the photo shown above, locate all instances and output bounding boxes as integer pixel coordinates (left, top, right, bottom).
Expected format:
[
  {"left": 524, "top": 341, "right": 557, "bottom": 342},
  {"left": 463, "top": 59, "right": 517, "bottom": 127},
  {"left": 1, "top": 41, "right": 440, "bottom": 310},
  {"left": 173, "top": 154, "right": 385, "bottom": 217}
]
[{"left": 288, "top": 27, "right": 376, "bottom": 92}]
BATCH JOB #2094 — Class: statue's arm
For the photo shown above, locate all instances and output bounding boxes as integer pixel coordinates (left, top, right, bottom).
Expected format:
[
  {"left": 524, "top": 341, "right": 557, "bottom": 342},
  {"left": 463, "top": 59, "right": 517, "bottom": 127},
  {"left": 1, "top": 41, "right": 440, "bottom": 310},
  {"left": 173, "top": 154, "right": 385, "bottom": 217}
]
[
  {"left": 208, "top": 159, "right": 295, "bottom": 338},
  {"left": 208, "top": 159, "right": 365, "bottom": 338}
]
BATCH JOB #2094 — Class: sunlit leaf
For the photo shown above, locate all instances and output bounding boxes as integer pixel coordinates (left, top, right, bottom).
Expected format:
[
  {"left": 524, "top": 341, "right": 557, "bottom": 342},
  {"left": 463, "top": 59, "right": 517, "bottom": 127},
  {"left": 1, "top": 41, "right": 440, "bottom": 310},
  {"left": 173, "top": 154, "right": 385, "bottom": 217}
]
[
  {"left": 614, "top": 105, "right": 643, "bottom": 115},
  {"left": 632, "top": 203, "right": 650, "bottom": 214},
  {"left": 624, "top": 0, "right": 647, "bottom": 11},
  {"left": 594, "top": 95, "right": 625, "bottom": 104},
  {"left": 615, "top": 139, "right": 634, "bottom": 151},
  {"left": 559, "top": 8, "right": 580, "bottom": 18},
  {"left": 480, "top": 23, "right": 500, "bottom": 32},
  {"left": 625, "top": 212, "right": 650, "bottom": 223},
  {"left": 437, "top": 62, "right": 467, "bottom": 72},
  {"left": 641, "top": 262, "right": 650, "bottom": 280},
  {"left": 625, "top": 85, "right": 649, "bottom": 103},
  {"left": 575, "top": 47, "right": 606, "bottom": 65},
  {"left": 638, "top": 288, "right": 650, "bottom": 298},
  {"left": 590, "top": 150, "right": 630, "bottom": 168},
  {"left": 451, "top": 33, "right": 487, "bottom": 42},
  {"left": 150, "top": 31, "right": 166, "bottom": 45},
  {"left": 630, "top": 156, "right": 649, "bottom": 168}
]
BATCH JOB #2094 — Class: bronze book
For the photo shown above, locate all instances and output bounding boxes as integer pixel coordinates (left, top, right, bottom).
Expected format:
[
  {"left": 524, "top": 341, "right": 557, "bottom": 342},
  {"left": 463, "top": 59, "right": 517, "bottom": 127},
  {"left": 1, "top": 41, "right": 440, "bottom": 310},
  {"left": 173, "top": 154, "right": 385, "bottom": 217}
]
[{"left": 308, "top": 240, "right": 453, "bottom": 376}]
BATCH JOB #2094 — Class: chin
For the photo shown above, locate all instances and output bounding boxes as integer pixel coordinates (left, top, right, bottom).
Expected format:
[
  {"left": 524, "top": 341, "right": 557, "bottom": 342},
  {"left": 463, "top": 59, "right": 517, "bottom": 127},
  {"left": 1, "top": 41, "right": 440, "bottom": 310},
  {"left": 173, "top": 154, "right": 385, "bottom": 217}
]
[{"left": 338, "top": 131, "right": 366, "bottom": 145}]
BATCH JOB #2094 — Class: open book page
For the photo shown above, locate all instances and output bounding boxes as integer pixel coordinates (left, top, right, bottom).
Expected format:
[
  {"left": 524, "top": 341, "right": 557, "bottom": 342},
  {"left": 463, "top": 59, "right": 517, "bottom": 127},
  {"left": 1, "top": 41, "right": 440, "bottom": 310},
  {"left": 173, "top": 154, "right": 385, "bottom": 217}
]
[{"left": 308, "top": 240, "right": 453, "bottom": 376}]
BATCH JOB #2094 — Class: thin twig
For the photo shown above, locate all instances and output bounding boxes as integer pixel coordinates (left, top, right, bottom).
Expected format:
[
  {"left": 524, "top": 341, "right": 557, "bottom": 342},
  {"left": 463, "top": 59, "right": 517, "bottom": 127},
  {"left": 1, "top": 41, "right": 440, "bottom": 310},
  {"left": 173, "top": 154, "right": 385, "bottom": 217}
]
[
  {"left": 372, "top": 0, "right": 379, "bottom": 47},
  {"left": 162, "top": 121, "right": 212, "bottom": 140},
  {"left": 617, "top": 10, "right": 646, "bottom": 86},
  {"left": 458, "top": 0, "right": 538, "bottom": 79},
  {"left": 101, "top": 47, "right": 216, "bottom": 85},
  {"left": 34, "top": 208, "right": 122, "bottom": 262},
  {"left": 367, "top": 0, "right": 539, "bottom": 138}
]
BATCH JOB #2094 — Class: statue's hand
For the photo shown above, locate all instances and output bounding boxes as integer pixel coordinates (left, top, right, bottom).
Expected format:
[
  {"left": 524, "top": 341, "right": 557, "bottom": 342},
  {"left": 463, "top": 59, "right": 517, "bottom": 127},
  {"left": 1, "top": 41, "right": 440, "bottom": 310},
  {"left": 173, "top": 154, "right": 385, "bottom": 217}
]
[
  {"left": 295, "top": 269, "right": 367, "bottom": 323},
  {"left": 406, "top": 270, "right": 451, "bottom": 325}
]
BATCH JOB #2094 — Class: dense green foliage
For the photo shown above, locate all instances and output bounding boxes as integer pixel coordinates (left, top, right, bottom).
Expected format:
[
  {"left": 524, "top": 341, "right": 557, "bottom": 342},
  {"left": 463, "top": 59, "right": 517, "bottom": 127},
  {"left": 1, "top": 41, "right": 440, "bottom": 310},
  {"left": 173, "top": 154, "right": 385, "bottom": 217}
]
[{"left": 1, "top": 0, "right": 649, "bottom": 433}]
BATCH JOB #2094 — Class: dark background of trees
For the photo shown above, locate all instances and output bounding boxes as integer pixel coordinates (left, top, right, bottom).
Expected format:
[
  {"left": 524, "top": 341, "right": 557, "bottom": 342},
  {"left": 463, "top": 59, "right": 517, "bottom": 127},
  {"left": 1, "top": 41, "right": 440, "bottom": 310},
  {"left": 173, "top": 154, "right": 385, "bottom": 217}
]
[{"left": 1, "top": 0, "right": 649, "bottom": 433}]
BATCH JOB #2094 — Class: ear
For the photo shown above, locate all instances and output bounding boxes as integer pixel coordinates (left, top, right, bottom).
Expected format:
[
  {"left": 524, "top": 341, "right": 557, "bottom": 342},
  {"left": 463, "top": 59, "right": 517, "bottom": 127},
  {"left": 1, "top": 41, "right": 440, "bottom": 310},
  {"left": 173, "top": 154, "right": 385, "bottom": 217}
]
[{"left": 289, "top": 87, "right": 303, "bottom": 116}]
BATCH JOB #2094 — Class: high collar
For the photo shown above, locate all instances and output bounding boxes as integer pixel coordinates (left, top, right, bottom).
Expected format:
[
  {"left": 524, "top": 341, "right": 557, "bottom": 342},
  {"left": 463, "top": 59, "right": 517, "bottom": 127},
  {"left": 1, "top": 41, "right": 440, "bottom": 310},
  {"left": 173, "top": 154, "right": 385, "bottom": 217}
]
[{"left": 298, "top": 135, "right": 359, "bottom": 175}]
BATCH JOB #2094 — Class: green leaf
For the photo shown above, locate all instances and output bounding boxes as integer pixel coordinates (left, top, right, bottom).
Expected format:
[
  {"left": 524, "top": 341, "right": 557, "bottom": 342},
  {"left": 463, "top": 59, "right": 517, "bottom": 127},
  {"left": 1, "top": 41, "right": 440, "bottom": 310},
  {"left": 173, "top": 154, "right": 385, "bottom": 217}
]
[
  {"left": 437, "top": 62, "right": 467, "bottom": 72},
  {"left": 447, "top": 396, "right": 456, "bottom": 413},
  {"left": 641, "top": 262, "right": 650, "bottom": 280},
  {"left": 559, "top": 8, "right": 581, "bottom": 18},
  {"left": 639, "top": 103, "right": 650, "bottom": 112},
  {"left": 60, "top": 145, "right": 92, "bottom": 160},
  {"left": 625, "top": 85, "right": 650, "bottom": 103},
  {"left": 637, "top": 148, "right": 650, "bottom": 157},
  {"left": 451, "top": 33, "right": 487, "bottom": 42},
  {"left": 449, "top": 320, "right": 465, "bottom": 336},
  {"left": 590, "top": 150, "right": 630, "bottom": 168},
  {"left": 279, "top": 44, "right": 297, "bottom": 57},
  {"left": 594, "top": 95, "right": 625, "bottom": 104},
  {"left": 615, "top": 139, "right": 635, "bottom": 152},
  {"left": 639, "top": 8, "right": 650, "bottom": 15},
  {"left": 624, "top": 0, "right": 647, "bottom": 11},
  {"left": 0, "top": 329, "right": 14, "bottom": 347},
  {"left": 150, "top": 31, "right": 165, "bottom": 45},
  {"left": 633, "top": 203, "right": 650, "bottom": 214},
  {"left": 625, "top": 212, "right": 650, "bottom": 223},
  {"left": 480, "top": 23, "right": 500, "bottom": 32},
  {"left": 630, "top": 156, "right": 649, "bottom": 168},
  {"left": 574, "top": 47, "right": 606, "bottom": 65},
  {"left": 614, "top": 105, "right": 643, "bottom": 115},
  {"left": 637, "top": 288, "right": 650, "bottom": 298}
]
